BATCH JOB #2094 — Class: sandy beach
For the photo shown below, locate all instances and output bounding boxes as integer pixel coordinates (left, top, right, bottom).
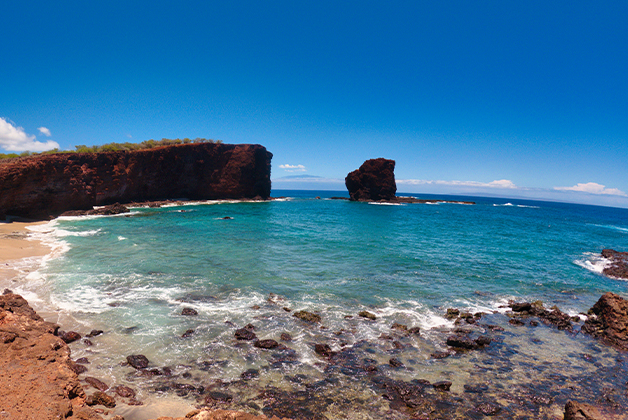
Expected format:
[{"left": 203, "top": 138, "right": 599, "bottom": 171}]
[{"left": 0, "top": 218, "right": 51, "bottom": 283}]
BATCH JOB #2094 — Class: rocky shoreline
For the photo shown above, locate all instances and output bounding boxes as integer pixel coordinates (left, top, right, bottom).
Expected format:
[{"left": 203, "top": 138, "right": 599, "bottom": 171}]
[
  {"left": 601, "top": 249, "right": 628, "bottom": 281},
  {"left": 3, "top": 288, "right": 628, "bottom": 419}
]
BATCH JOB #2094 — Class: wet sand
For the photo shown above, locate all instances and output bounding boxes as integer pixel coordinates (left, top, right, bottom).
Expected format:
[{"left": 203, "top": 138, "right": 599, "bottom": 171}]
[{"left": 0, "top": 218, "right": 50, "bottom": 283}]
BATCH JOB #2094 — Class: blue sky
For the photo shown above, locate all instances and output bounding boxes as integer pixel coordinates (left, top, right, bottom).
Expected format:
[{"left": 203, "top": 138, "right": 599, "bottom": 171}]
[{"left": 2, "top": 1, "right": 627, "bottom": 207}]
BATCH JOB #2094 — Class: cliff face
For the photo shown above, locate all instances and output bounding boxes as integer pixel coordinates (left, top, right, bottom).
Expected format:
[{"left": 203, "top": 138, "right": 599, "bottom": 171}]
[
  {"left": 345, "top": 158, "right": 397, "bottom": 201},
  {"left": 0, "top": 143, "right": 272, "bottom": 219}
]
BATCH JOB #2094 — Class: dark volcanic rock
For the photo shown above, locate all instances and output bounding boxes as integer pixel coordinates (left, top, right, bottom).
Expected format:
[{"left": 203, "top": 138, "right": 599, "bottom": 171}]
[
  {"left": 389, "top": 357, "right": 404, "bottom": 368},
  {"left": 85, "top": 377, "right": 109, "bottom": 391},
  {"left": 314, "top": 343, "right": 334, "bottom": 358},
  {"left": 433, "top": 381, "right": 452, "bottom": 391},
  {"left": 358, "top": 310, "right": 377, "bottom": 320},
  {"left": 254, "top": 339, "right": 280, "bottom": 349},
  {"left": 126, "top": 354, "right": 149, "bottom": 369},
  {"left": 0, "top": 143, "right": 272, "bottom": 219},
  {"left": 86, "top": 329, "right": 103, "bottom": 338},
  {"left": 59, "top": 330, "right": 82, "bottom": 343},
  {"left": 235, "top": 328, "right": 257, "bottom": 341},
  {"left": 112, "top": 385, "right": 136, "bottom": 398},
  {"left": 446, "top": 335, "right": 478, "bottom": 350},
  {"left": 475, "top": 401, "right": 502, "bottom": 416},
  {"left": 511, "top": 302, "right": 532, "bottom": 312},
  {"left": 601, "top": 249, "right": 628, "bottom": 280},
  {"left": 181, "top": 307, "right": 198, "bottom": 316},
  {"left": 345, "top": 158, "right": 396, "bottom": 201},
  {"left": 293, "top": 310, "right": 321, "bottom": 323},
  {"left": 582, "top": 292, "right": 628, "bottom": 350}
]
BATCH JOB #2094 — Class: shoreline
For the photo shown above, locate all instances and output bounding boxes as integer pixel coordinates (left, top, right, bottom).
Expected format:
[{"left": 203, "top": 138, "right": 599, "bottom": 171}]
[
  {"left": 0, "top": 218, "right": 51, "bottom": 284},
  {"left": 2, "top": 206, "right": 628, "bottom": 419}
]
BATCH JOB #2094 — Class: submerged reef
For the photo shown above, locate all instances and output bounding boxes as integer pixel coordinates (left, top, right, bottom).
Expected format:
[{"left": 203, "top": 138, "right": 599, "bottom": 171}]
[{"left": 0, "top": 142, "right": 272, "bottom": 219}]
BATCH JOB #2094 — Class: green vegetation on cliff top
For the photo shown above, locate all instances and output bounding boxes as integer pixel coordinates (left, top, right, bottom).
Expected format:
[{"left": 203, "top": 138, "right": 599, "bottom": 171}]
[{"left": 0, "top": 138, "right": 222, "bottom": 161}]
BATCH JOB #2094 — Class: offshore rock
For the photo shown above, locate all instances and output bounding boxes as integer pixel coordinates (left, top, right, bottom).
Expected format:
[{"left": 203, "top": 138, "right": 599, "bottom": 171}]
[
  {"left": 0, "top": 293, "right": 103, "bottom": 419},
  {"left": 345, "top": 158, "right": 396, "bottom": 201},
  {"left": 601, "top": 249, "right": 628, "bottom": 280},
  {"left": 582, "top": 292, "right": 628, "bottom": 351},
  {"left": 0, "top": 143, "right": 273, "bottom": 219}
]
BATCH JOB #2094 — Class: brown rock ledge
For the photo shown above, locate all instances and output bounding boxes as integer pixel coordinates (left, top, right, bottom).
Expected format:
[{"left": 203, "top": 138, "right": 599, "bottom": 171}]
[{"left": 0, "top": 291, "right": 103, "bottom": 420}]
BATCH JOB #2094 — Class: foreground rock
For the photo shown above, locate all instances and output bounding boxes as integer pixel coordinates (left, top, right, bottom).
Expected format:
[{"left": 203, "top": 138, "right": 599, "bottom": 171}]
[
  {"left": 601, "top": 249, "right": 628, "bottom": 280},
  {"left": 0, "top": 142, "right": 273, "bottom": 219},
  {"left": 582, "top": 292, "right": 628, "bottom": 351},
  {"left": 345, "top": 158, "right": 397, "bottom": 201},
  {"left": 0, "top": 293, "right": 103, "bottom": 419}
]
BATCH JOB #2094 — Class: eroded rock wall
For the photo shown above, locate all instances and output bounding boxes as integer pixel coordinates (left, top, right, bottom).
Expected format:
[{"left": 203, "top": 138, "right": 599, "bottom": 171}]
[{"left": 0, "top": 143, "right": 272, "bottom": 219}]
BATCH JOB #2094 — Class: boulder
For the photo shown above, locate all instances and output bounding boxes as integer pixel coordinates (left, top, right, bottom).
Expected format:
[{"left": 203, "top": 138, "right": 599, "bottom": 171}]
[
  {"left": 254, "top": 339, "right": 279, "bottom": 349},
  {"left": 358, "top": 310, "right": 376, "bottom": 320},
  {"left": 85, "top": 377, "right": 109, "bottom": 391},
  {"left": 126, "top": 354, "right": 150, "bottom": 369},
  {"left": 293, "top": 310, "right": 321, "bottom": 323},
  {"left": 234, "top": 328, "right": 257, "bottom": 341},
  {"left": 181, "top": 307, "right": 198, "bottom": 316},
  {"left": 112, "top": 385, "right": 136, "bottom": 398},
  {"left": 582, "top": 292, "right": 628, "bottom": 350},
  {"left": 85, "top": 391, "right": 116, "bottom": 408},
  {"left": 601, "top": 249, "right": 628, "bottom": 280},
  {"left": 345, "top": 158, "right": 396, "bottom": 201}
]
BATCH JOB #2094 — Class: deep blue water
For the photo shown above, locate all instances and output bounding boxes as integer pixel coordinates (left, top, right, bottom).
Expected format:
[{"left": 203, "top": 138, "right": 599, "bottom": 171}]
[{"left": 11, "top": 190, "right": 628, "bottom": 419}]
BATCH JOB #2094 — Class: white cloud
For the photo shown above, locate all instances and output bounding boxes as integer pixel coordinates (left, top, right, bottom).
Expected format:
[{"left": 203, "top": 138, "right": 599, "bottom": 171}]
[
  {"left": 554, "top": 182, "right": 627, "bottom": 197},
  {"left": 38, "top": 126, "right": 52, "bottom": 137},
  {"left": 279, "top": 164, "right": 306, "bottom": 172},
  {"left": 0, "top": 118, "right": 59, "bottom": 152},
  {"left": 397, "top": 178, "right": 518, "bottom": 189}
]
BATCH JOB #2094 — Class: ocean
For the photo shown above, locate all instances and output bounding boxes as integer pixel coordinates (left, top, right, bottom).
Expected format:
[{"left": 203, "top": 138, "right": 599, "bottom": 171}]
[{"left": 7, "top": 190, "right": 628, "bottom": 419}]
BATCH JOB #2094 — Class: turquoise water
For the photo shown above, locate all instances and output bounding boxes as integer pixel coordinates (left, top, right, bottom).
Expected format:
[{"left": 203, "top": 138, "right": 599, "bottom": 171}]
[{"left": 10, "top": 191, "right": 628, "bottom": 419}]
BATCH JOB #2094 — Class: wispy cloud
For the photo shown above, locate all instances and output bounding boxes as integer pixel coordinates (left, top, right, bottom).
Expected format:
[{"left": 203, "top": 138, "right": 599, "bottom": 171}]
[
  {"left": 0, "top": 118, "right": 59, "bottom": 152},
  {"left": 279, "top": 164, "right": 306, "bottom": 172},
  {"left": 554, "top": 182, "right": 627, "bottom": 197},
  {"left": 37, "top": 127, "right": 51, "bottom": 137},
  {"left": 397, "top": 179, "right": 518, "bottom": 189}
]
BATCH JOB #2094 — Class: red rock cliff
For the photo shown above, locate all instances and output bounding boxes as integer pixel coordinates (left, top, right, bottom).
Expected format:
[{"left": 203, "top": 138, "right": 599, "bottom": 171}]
[{"left": 0, "top": 143, "right": 272, "bottom": 219}]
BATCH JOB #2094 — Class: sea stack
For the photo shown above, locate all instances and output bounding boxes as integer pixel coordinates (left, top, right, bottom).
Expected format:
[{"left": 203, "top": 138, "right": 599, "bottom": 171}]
[
  {"left": 345, "top": 158, "right": 396, "bottom": 201},
  {"left": 0, "top": 142, "right": 272, "bottom": 219}
]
